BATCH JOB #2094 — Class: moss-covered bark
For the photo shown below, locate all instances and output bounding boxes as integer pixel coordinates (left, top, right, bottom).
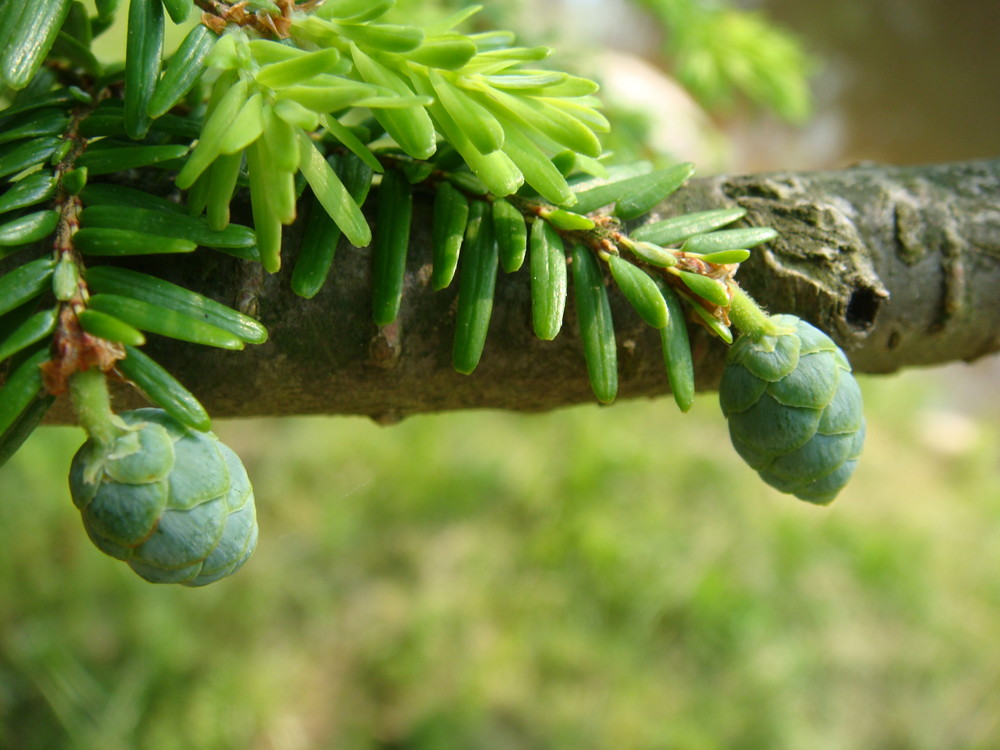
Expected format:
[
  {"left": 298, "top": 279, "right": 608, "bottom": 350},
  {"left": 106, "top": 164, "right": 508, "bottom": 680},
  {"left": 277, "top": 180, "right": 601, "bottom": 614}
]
[{"left": 700, "top": 159, "right": 1000, "bottom": 373}]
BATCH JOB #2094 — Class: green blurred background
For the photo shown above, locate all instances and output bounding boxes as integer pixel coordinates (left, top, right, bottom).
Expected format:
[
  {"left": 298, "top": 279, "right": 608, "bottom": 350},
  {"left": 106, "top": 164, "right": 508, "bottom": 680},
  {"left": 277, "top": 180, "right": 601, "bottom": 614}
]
[
  {"left": 2, "top": 1, "right": 1000, "bottom": 748},
  {"left": 4, "top": 373, "right": 1000, "bottom": 749}
]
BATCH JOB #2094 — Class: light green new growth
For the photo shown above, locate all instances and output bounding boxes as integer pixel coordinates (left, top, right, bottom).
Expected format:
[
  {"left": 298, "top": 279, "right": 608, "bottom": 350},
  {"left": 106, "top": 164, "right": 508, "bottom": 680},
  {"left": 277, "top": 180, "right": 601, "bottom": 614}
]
[
  {"left": 67, "top": 368, "right": 125, "bottom": 450},
  {"left": 728, "top": 285, "right": 779, "bottom": 339},
  {"left": 0, "top": 0, "right": 862, "bottom": 588}
]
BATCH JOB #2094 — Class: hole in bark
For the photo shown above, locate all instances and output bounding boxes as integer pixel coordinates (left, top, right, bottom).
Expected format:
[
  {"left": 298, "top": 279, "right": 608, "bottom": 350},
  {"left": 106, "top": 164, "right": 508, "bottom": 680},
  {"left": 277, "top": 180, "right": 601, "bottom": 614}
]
[{"left": 846, "top": 287, "right": 881, "bottom": 331}]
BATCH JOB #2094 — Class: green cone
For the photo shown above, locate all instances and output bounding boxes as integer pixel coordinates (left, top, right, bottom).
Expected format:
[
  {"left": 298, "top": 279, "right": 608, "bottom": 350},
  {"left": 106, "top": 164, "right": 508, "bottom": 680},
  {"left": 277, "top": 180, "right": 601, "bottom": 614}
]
[
  {"left": 719, "top": 315, "right": 865, "bottom": 504},
  {"left": 69, "top": 408, "right": 257, "bottom": 585}
]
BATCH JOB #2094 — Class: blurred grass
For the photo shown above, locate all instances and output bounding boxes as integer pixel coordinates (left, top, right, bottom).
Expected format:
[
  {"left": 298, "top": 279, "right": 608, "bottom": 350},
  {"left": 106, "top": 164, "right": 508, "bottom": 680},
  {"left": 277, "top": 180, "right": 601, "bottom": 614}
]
[{"left": 1, "top": 365, "right": 999, "bottom": 750}]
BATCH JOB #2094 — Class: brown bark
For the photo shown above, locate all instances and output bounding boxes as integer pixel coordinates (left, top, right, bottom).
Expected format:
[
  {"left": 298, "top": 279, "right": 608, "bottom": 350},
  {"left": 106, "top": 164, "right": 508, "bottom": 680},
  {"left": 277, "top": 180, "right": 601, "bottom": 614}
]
[{"left": 21, "top": 158, "right": 1000, "bottom": 423}]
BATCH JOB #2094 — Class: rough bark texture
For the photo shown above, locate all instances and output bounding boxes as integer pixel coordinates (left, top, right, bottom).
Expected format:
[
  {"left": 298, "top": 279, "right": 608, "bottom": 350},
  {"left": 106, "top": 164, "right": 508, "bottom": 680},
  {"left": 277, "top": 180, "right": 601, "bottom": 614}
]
[{"left": 22, "top": 159, "right": 1000, "bottom": 423}]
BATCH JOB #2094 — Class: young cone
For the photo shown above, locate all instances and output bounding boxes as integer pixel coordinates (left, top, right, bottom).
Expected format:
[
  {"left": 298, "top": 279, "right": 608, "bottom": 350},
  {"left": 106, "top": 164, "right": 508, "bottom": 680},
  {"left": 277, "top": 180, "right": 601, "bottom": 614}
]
[
  {"left": 69, "top": 408, "right": 257, "bottom": 585},
  {"left": 719, "top": 314, "right": 865, "bottom": 504}
]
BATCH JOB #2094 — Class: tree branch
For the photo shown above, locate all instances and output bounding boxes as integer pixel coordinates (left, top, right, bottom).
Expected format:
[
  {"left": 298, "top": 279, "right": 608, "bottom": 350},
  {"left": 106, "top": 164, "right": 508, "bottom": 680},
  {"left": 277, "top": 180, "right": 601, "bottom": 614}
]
[{"left": 24, "top": 159, "right": 1000, "bottom": 423}]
